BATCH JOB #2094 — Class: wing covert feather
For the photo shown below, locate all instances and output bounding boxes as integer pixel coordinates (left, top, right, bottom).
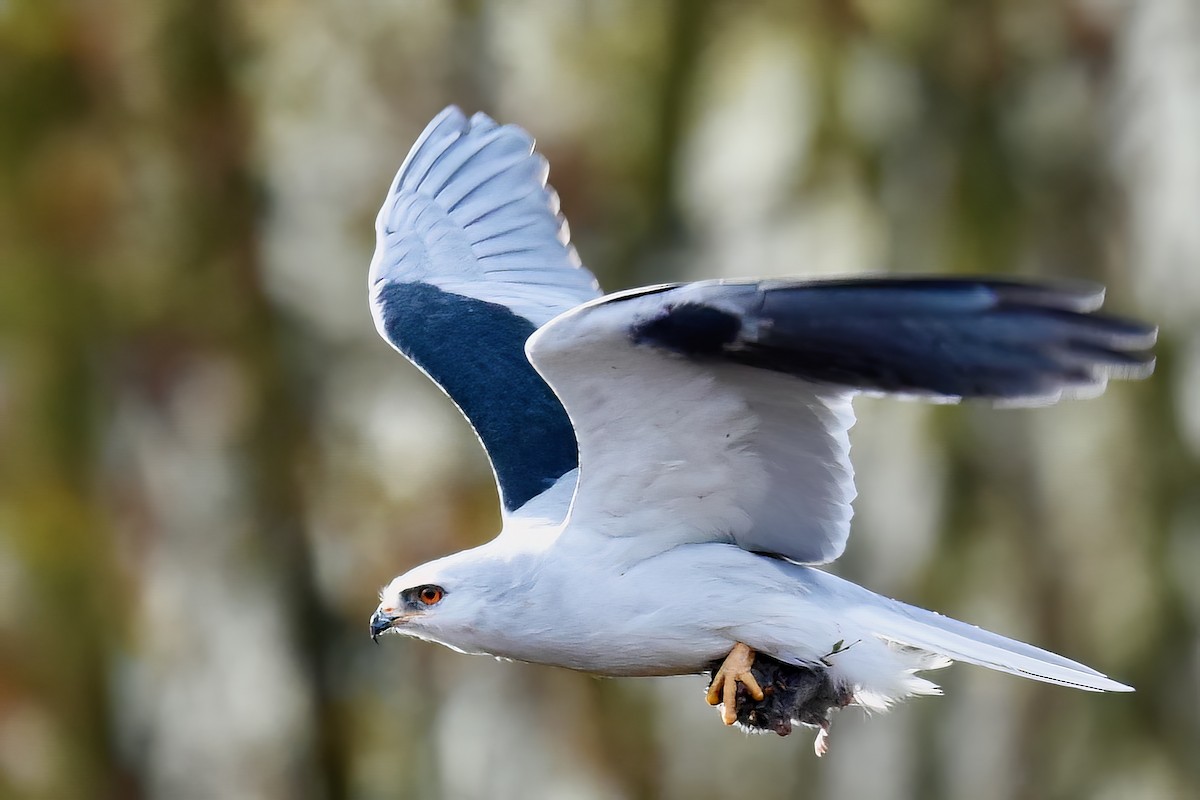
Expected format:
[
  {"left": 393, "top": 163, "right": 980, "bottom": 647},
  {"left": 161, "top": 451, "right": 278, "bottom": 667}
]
[{"left": 529, "top": 290, "right": 858, "bottom": 564}]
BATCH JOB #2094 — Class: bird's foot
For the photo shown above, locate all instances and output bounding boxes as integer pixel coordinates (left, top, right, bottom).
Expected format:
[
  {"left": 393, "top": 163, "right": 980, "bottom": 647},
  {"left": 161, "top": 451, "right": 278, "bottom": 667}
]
[
  {"left": 706, "top": 642, "right": 765, "bottom": 725},
  {"left": 705, "top": 651, "right": 853, "bottom": 749}
]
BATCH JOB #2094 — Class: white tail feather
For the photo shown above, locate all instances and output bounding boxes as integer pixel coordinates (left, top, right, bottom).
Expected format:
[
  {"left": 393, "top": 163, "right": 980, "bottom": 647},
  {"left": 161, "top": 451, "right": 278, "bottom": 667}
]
[
  {"left": 848, "top": 600, "right": 1133, "bottom": 693},
  {"left": 850, "top": 645, "right": 950, "bottom": 712}
]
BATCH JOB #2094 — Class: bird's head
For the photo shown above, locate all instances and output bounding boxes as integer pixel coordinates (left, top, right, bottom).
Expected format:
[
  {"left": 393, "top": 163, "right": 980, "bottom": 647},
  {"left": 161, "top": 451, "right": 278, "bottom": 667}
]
[{"left": 370, "top": 548, "right": 516, "bottom": 646}]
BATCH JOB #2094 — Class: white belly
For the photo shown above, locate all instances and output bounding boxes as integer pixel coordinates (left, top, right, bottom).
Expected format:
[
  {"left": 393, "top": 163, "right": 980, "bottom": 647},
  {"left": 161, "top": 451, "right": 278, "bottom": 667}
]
[
  {"left": 408, "top": 535, "right": 948, "bottom": 709},
  {"left": 466, "top": 540, "right": 830, "bottom": 677}
]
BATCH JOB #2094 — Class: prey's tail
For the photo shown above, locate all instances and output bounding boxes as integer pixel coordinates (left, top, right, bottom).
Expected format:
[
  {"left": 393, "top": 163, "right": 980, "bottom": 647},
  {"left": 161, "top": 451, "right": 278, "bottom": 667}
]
[{"left": 847, "top": 595, "right": 1132, "bottom": 693}]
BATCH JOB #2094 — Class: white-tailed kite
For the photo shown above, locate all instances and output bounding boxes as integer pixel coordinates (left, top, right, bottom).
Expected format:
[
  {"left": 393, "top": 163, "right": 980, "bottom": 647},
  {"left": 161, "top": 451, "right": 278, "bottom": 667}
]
[{"left": 367, "top": 107, "right": 1155, "bottom": 754}]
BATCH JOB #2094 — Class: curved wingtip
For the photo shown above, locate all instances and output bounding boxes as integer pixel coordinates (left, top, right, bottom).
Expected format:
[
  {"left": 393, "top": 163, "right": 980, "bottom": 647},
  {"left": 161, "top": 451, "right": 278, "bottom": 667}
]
[
  {"left": 388, "top": 106, "right": 469, "bottom": 196},
  {"left": 625, "top": 277, "right": 1157, "bottom": 406},
  {"left": 372, "top": 105, "right": 600, "bottom": 322}
]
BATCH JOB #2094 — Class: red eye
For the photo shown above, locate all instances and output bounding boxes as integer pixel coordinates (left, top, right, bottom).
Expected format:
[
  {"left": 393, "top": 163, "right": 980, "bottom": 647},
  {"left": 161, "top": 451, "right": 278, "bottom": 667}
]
[{"left": 418, "top": 586, "right": 444, "bottom": 605}]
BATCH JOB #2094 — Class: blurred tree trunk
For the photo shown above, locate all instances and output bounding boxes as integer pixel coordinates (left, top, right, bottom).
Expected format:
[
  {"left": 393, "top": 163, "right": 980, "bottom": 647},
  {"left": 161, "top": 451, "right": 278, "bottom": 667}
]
[
  {"left": 0, "top": 2, "right": 136, "bottom": 797},
  {"left": 119, "top": 1, "right": 344, "bottom": 797},
  {"left": 0, "top": 1, "right": 344, "bottom": 797}
]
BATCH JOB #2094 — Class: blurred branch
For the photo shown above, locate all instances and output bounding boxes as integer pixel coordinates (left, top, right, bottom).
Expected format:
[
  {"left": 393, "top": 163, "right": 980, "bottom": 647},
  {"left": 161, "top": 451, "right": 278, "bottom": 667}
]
[{"left": 150, "top": 1, "right": 346, "bottom": 797}]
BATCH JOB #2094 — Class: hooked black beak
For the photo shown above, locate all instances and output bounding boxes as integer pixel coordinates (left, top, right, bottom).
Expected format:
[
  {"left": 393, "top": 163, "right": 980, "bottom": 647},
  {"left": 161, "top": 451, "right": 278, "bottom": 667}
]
[{"left": 370, "top": 608, "right": 398, "bottom": 643}]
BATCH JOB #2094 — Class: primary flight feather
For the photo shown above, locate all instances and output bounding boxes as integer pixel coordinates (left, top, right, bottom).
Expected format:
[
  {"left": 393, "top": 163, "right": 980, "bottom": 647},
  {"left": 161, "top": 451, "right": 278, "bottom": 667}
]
[{"left": 367, "top": 106, "right": 1154, "bottom": 754}]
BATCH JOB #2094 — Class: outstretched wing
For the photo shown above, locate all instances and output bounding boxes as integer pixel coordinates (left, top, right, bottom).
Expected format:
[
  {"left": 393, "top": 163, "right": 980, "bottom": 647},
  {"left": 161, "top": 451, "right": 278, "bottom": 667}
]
[
  {"left": 528, "top": 277, "right": 1155, "bottom": 563},
  {"left": 370, "top": 107, "right": 602, "bottom": 515}
]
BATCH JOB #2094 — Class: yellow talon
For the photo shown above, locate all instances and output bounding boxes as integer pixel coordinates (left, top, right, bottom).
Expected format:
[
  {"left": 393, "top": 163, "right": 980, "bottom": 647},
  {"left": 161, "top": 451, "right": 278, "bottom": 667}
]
[{"left": 706, "top": 642, "right": 765, "bottom": 725}]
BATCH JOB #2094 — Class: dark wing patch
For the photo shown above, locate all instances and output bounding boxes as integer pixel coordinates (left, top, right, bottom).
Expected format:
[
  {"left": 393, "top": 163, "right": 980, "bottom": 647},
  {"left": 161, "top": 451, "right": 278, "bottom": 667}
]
[
  {"left": 376, "top": 282, "right": 578, "bottom": 511},
  {"left": 630, "top": 278, "right": 1155, "bottom": 402},
  {"left": 631, "top": 303, "right": 743, "bottom": 355}
]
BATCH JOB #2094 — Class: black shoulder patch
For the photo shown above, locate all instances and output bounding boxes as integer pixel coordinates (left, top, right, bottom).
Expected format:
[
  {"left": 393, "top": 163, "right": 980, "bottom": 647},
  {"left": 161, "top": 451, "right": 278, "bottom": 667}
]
[
  {"left": 630, "top": 303, "right": 742, "bottom": 356},
  {"left": 376, "top": 282, "right": 578, "bottom": 512}
]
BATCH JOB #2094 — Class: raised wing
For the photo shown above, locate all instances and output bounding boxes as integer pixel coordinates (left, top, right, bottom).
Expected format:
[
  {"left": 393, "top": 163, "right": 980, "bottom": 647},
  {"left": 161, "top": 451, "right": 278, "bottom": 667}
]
[
  {"left": 370, "top": 107, "right": 602, "bottom": 515},
  {"left": 528, "top": 278, "right": 1155, "bottom": 564}
]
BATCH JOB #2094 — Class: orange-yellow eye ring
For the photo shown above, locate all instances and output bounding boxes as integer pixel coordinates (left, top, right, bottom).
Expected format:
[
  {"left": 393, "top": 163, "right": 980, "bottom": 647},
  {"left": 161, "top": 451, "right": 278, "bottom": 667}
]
[{"left": 418, "top": 586, "right": 444, "bottom": 605}]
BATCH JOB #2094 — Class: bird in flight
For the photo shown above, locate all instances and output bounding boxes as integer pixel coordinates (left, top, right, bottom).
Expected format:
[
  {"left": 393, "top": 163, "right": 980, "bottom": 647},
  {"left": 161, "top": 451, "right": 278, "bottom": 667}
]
[{"left": 367, "top": 106, "right": 1154, "bottom": 754}]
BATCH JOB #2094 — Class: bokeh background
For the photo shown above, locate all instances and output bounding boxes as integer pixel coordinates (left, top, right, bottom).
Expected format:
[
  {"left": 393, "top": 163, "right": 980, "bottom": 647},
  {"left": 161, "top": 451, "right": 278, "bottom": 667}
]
[{"left": 2, "top": 1, "right": 1199, "bottom": 798}]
